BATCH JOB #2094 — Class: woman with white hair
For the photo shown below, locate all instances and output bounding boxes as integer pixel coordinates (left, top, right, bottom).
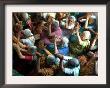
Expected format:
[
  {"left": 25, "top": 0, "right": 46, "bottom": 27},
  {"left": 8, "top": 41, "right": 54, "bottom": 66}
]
[
  {"left": 65, "top": 16, "right": 76, "bottom": 30},
  {"left": 60, "top": 15, "right": 77, "bottom": 40},
  {"left": 40, "top": 13, "right": 62, "bottom": 45},
  {"left": 43, "top": 37, "right": 80, "bottom": 76},
  {"left": 69, "top": 22, "right": 91, "bottom": 56},
  {"left": 21, "top": 29, "right": 35, "bottom": 47},
  {"left": 46, "top": 13, "right": 62, "bottom": 38}
]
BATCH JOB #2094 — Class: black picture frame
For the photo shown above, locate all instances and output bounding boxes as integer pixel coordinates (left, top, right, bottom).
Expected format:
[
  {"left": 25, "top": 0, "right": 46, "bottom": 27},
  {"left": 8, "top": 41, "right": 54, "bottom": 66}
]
[{"left": 0, "top": 0, "right": 109, "bottom": 88}]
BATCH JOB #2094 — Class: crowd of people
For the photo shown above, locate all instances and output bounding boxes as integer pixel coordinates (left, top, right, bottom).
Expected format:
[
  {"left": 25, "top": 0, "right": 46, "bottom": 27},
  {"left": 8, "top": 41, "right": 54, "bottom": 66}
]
[{"left": 12, "top": 12, "right": 98, "bottom": 76}]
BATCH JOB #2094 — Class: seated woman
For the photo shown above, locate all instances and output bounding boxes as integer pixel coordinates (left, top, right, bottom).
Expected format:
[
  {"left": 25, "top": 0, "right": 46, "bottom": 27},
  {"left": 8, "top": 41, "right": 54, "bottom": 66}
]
[
  {"left": 42, "top": 37, "right": 80, "bottom": 76},
  {"left": 46, "top": 35, "right": 69, "bottom": 55},
  {"left": 13, "top": 13, "right": 30, "bottom": 30},
  {"left": 20, "top": 28, "right": 35, "bottom": 47},
  {"left": 33, "top": 20, "right": 47, "bottom": 41},
  {"left": 61, "top": 15, "right": 77, "bottom": 39},
  {"left": 69, "top": 22, "right": 91, "bottom": 56},
  {"left": 13, "top": 23, "right": 39, "bottom": 75},
  {"left": 55, "top": 12, "right": 68, "bottom": 26},
  {"left": 29, "top": 39, "right": 58, "bottom": 76},
  {"left": 77, "top": 33, "right": 98, "bottom": 76},
  {"left": 13, "top": 45, "right": 38, "bottom": 75},
  {"left": 65, "top": 16, "right": 76, "bottom": 30},
  {"left": 58, "top": 55, "right": 80, "bottom": 76},
  {"left": 41, "top": 13, "right": 62, "bottom": 45},
  {"left": 13, "top": 28, "right": 38, "bottom": 62}
]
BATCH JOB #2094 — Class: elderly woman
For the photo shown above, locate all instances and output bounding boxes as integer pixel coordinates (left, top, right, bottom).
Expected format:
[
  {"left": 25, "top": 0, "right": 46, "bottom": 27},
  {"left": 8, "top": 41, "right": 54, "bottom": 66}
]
[
  {"left": 43, "top": 37, "right": 80, "bottom": 76},
  {"left": 69, "top": 22, "right": 91, "bottom": 56},
  {"left": 13, "top": 23, "right": 39, "bottom": 75},
  {"left": 61, "top": 15, "right": 77, "bottom": 39},
  {"left": 20, "top": 28, "right": 35, "bottom": 47}
]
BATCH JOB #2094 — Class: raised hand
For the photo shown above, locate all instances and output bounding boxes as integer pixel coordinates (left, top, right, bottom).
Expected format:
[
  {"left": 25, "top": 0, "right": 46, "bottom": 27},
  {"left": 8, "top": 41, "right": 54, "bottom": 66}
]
[
  {"left": 86, "top": 12, "right": 92, "bottom": 18},
  {"left": 75, "top": 22, "right": 81, "bottom": 32}
]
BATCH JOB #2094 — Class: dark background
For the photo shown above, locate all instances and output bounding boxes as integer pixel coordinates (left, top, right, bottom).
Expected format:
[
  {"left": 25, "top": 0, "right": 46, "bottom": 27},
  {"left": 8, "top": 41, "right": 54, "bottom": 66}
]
[{"left": 0, "top": 0, "right": 109, "bottom": 4}]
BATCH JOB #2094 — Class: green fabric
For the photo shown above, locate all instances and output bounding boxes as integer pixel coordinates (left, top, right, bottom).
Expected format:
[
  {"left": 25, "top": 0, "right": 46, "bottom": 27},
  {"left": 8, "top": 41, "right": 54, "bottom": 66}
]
[
  {"left": 70, "top": 39, "right": 90, "bottom": 56},
  {"left": 13, "top": 69, "right": 23, "bottom": 76},
  {"left": 81, "top": 40, "right": 90, "bottom": 48},
  {"left": 46, "top": 44, "right": 55, "bottom": 54},
  {"left": 37, "top": 48, "right": 46, "bottom": 55},
  {"left": 22, "top": 21, "right": 27, "bottom": 27}
]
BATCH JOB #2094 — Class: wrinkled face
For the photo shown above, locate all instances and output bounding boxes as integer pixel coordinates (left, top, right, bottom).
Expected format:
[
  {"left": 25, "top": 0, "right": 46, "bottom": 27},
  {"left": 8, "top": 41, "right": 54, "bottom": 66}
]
[
  {"left": 57, "top": 12, "right": 65, "bottom": 19},
  {"left": 68, "top": 19, "right": 74, "bottom": 24},
  {"left": 38, "top": 40, "right": 45, "bottom": 49},
  {"left": 55, "top": 37, "right": 63, "bottom": 45},
  {"left": 81, "top": 33, "right": 85, "bottom": 40},
  {"left": 47, "top": 16, "right": 53, "bottom": 23},
  {"left": 37, "top": 22, "right": 45, "bottom": 34}
]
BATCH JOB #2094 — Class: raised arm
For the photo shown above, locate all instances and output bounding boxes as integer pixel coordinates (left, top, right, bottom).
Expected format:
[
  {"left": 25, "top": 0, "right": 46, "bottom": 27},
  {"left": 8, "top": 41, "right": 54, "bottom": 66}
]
[
  {"left": 48, "top": 23, "right": 52, "bottom": 36},
  {"left": 76, "top": 22, "right": 83, "bottom": 45},
  {"left": 84, "top": 15, "right": 90, "bottom": 29},
  {"left": 59, "top": 58, "right": 64, "bottom": 71},
  {"left": 54, "top": 36, "right": 59, "bottom": 54},
  {"left": 90, "top": 33, "right": 98, "bottom": 50},
  {"left": 13, "top": 13, "right": 20, "bottom": 23},
  {"left": 65, "top": 16, "right": 69, "bottom": 29}
]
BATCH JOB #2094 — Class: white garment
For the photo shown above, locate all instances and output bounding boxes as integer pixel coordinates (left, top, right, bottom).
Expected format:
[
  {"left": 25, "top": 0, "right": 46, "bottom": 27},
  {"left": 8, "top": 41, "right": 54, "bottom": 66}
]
[
  {"left": 67, "top": 24, "right": 75, "bottom": 30},
  {"left": 63, "top": 65, "right": 80, "bottom": 76},
  {"left": 22, "top": 13, "right": 29, "bottom": 21},
  {"left": 21, "top": 36, "right": 35, "bottom": 47},
  {"left": 34, "top": 34, "right": 40, "bottom": 40}
]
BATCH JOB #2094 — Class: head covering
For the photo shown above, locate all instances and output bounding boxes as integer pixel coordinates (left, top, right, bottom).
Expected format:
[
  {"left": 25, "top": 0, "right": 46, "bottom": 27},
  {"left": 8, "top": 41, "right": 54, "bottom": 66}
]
[
  {"left": 47, "top": 55, "right": 56, "bottom": 65},
  {"left": 83, "top": 31, "right": 91, "bottom": 40},
  {"left": 28, "top": 46, "right": 37, "bottom": 55},
  {"left": 67, "top": 58, "right": 79, "bottom": 68},
  {"left": 52, "top": 21, "right": 59, "bottom": 30},
  {"left": 23, "top": 29, "right": 33, "bottom": 37},
  {"left": 22, "top": 13, "right": 29, "bottom": 21},
  {"left": 68, "top": 16, "right": 76, "bottom": 22}
]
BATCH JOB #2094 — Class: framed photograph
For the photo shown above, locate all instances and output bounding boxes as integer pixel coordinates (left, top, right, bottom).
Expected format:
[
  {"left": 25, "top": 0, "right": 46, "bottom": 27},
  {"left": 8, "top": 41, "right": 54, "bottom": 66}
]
[{"left": 0, "top": 0, "right": 109, "bottom": 88}]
